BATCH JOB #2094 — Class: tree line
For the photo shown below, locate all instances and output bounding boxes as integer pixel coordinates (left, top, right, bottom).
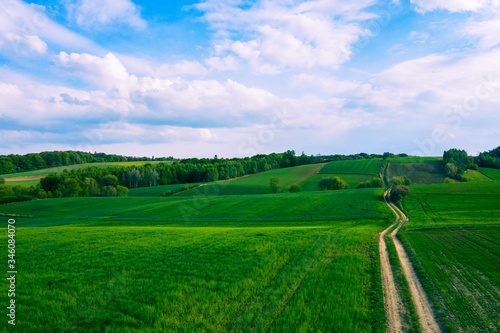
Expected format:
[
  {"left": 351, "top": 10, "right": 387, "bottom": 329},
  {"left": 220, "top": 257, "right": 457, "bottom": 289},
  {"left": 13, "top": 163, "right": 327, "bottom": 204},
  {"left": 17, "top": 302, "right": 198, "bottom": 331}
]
[
  {"left": 443, "top": 146, "right": 499, "bottom": 180},
  {"left": 0, "top": 151, "right": 175, "bottom": 175}
]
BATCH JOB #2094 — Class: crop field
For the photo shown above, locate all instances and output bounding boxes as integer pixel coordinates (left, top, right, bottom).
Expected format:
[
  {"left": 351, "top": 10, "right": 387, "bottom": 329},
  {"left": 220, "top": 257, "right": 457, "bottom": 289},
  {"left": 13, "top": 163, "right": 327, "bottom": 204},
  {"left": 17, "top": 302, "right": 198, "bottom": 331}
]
[
  {"left": 177, "top": 163, "right": 325, "bottom": 196},
  {"left": 479, "top": 168, "right": 500, "bottom": 180},
  {"left": 461, "top": 170, "right": 492, "bottom": 182},
  {"left": 299, "top": 174, "right": 378, "bottom": 191},
  {"left": 399, "top": 180, "right": 500, "bottom": 332},
  {"left": 387, "top": 156, "right": 442, "bottom": 164},
  {"left": 402, "top": 182, "right": 500, "bottom": 230},
  {"left": 0, "top": 185, "right": 390, "bottom": 332},
  {"left": 404, "top": 227, "right": 500, "bottom": 332},
  {"left": 128, "top": 183, "right": 203, "bottom": 197},
  {"left": 318, "top": 159, "right": 383, "bottom": 175},
  {"left": 387, "top": 163, "right": 446, "bottom": 185}
]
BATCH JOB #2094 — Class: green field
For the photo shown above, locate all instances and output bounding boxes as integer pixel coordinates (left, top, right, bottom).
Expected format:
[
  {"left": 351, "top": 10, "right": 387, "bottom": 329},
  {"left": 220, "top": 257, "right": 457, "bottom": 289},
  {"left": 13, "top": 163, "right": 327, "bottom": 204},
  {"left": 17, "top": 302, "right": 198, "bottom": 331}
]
[
  {"left": 128, "top": 183, "right": 203, "bottom": 197},
  {"left": 0, "top": 186, "right": 390, "bottom": 332},
  {"left": 319, "top": 159, "right": 383, "bottom": 175},
  {"left": 400, "top": 181, "right": 500, "bottom": 332},
  {"left": 388, "top": 163, "right": 446, "bottom": 185},
  {"left": 299, "top": 174, "right": 379, "bottom": 191},
  {"left": 461, "top": 170, "right": 492, "bottom": 182},
  {"left": 177, "top": 164, "right": 325, "bottom": 196},
  {"left": 480, "top": 168, "right": 500, "bottom": 180},
  {"left": 387, "top": 156, "right": 442, "bottom": 164}
]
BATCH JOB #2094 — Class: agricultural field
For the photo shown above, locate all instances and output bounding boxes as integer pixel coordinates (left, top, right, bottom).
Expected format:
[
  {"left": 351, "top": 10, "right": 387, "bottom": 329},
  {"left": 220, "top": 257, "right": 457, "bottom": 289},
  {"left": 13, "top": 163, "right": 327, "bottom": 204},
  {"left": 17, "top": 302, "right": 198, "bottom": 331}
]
[
  {"left": 177, "top": 163, "right": 325, "bottom": 196},
  {"left": 387, "top": 156, "right": 442, "bottom": 164},
  {"left": 399, "top": 180, "right": 500, "bottom": 332},
  {"left": 299, "top": 174, "right": 378, "bottom": 191},
  {"left": 0, "top": 187, "right": 390, "bottom": 332},
  {"left": 461, "top": 170, "right": 492, "bottom": 182},
  {"left": 128, "top": 183, "right": 202, "bottom": 197},
  {"left": 479, "top": 167, "right": 500, "bottom": 180},
  {"left": 387, "top": 163, "right": 446, "bottom": 185},
  {"left": 318, "top": 159, "right": 383, "bottom": 175}
]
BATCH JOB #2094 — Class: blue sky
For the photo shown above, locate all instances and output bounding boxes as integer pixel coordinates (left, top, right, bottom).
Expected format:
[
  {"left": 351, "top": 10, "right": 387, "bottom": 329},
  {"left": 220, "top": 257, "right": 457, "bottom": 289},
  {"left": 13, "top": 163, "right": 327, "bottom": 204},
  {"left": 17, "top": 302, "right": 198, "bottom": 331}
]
[{"left": 0, "top": 0, "right": 499, "bottom": 158}]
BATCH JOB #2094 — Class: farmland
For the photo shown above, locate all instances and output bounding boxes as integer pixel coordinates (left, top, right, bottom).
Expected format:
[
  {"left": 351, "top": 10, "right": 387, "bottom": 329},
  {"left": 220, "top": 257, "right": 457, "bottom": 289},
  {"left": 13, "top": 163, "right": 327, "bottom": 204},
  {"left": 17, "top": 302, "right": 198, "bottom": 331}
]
[
  {"left": 387, "top": 163, "right": 446, "bottom": 185},
  {"left": 299, "top": 173, "right": 377, "bottom": 191},
  {"left": 480, "top": 168, "right": 500, "bottom": 180},
  {"left": 461, "top": 170, "right": 492, "bottom": 182},
  {"left": 400, "top": 181, "right": 500, "bottom": 332},
  {"left": 0, "top": 185, "right": 390, "bottom": 332},
  {"left": 319, "top": 159, "right": 383, "bottom": 175}
]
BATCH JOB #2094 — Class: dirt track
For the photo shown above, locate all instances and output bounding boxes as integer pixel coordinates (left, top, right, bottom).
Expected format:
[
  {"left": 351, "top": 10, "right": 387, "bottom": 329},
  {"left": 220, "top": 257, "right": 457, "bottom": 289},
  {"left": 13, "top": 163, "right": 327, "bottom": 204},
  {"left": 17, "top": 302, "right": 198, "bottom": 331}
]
[
  {"left": 382, "top": 189, "right": 442, "bottom": 332},
  {"left": 5, "top": 176, "right": 45, "bottom": 181}
]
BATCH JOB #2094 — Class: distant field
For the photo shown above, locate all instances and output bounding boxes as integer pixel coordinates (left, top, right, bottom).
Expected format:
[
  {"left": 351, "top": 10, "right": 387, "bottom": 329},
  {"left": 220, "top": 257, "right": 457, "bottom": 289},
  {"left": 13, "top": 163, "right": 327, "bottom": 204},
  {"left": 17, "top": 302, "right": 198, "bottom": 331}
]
[
  {"left": 479, "top": 168, "right": 500, "bottom": 180},
  {"left": 388, "top": 163, "right": 446, "bottom": 185},
  {"left": 461, "top": 170, "right": 492, "bottom": 182},
  {"left": 401, "top": 180, "right": 500, "bottom": 332},
  {"left": 387, "top": 156, "right": 442, "bottom": 164},
  {"left": 319, "top": 159, "right": 383, "bottom": 175},
  {"left": 403, "top": 182, "right": 500, "bottom": 230},
  {"left": 128, "top": 183, "right": 203, "bottom": 197},
  {"left": 178, "top": 163, "right": 325, "bottom": 196},
  {"left": 299, "top": 174, "right": 378, "bottom": 191}
]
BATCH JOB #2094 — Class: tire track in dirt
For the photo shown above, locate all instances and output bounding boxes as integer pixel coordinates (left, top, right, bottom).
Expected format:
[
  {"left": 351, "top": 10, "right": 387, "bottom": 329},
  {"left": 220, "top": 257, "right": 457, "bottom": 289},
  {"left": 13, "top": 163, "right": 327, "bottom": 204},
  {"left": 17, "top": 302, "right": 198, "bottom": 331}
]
[
  {"left": 384, "top": 189, "right": 442, "bottom": 333},
  {"left": 380, "top": 189, "right": 405, "bottom": 332}
]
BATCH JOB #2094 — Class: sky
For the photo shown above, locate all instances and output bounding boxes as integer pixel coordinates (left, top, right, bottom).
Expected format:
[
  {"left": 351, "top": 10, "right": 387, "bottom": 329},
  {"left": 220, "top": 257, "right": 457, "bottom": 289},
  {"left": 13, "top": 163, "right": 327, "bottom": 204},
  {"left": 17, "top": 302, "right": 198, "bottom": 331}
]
[{"left": 0, "top": 0, "right": 499, "bottom": 158}]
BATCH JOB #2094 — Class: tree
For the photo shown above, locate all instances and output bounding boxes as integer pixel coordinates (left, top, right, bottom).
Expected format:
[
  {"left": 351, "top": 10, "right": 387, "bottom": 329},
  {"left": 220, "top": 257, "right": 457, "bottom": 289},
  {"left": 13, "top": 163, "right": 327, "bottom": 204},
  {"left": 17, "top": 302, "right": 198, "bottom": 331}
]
[
  {"left": 100, "top": 174, "right": 119, "bottom": 187},
  {"left": 289, "top": 184, "right": 302, "bottom": 192},
  {"left": 270, "top": 177, "right": 281, "bottom": 193},
  {"left": 116, "top": 185, "right": 129, "bottom": 197},
  {"left": 0, "top": 177, "right": 4, "bottom": 185},
  {"left": 60, "top": 178, "right": 81, "bottom": 197},
  {"left": 101, "top": 186, "right": 117, "bottom": 197},
  {"left": 444, "top": 163, "right": 458, "bottom": 178},
  {"left": 318, "top": 177, "right": 346, "bottom": 191},
  {"left": 390, "top": 185, "right": 409, "bottom": 202}
]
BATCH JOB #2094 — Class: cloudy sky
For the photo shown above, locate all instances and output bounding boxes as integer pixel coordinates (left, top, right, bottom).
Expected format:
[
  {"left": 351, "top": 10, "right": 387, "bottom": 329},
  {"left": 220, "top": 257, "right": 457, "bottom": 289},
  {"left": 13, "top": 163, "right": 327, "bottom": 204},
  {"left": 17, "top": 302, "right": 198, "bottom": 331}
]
[{"left": 0, "top": 0, "right": 499, "bottom": 158}]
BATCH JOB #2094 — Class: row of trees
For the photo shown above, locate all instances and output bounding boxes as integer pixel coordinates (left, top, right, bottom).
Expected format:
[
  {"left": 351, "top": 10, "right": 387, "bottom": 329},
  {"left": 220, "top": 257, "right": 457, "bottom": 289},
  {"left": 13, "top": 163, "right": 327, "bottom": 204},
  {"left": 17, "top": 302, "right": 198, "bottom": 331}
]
[
  {"left": 442, "top": 147, "right": 500, "bottom": 180},
  {"left": 0, "top": 151, "right": 168, "bottom": 175}
]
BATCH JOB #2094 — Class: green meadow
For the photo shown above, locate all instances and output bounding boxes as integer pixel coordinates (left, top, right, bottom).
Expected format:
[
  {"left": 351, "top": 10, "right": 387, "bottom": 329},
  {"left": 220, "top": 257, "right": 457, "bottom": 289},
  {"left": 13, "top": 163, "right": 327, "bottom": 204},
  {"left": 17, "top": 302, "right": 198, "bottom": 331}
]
[
  {"left": 480, "top": 168, "right": 500, "bottom": 180},
  {"left": 319, "top": 159, "right": 383, "bottom": 175}
]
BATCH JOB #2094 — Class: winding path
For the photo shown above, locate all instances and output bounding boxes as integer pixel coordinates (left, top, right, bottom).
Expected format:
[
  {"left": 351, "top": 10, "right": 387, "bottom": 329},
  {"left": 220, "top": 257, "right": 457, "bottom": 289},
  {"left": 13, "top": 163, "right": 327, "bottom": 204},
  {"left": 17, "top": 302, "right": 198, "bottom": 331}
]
[{"left": 381, "top": 189, "right": 442, "bottom": 332}]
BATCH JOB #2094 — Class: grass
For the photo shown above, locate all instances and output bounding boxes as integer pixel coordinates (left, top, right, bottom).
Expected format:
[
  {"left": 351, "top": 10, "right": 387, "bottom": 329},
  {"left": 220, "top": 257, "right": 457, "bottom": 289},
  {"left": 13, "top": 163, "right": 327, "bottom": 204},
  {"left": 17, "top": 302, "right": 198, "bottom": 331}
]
[
  {"left": 0, "top": 184, "right": 391, "bottom": 332},
  {"left": 479, "top": 168, "right": 500, "bottom": 180},
  {"left": 319, "top": 159, "right": 383, "bottom": 175},
  {"left": 128, "top": 183, "right": 203, "bottom": 197},
  {"left": 387, "top": 156, "right": 442, "bottom": 164},
  {"left": 461, "top": 170, "right": 493, "bottom": 182},
  {"left": 3, "top": 179, "right": 41, "bottom": 187},
  {"left": 177, "top": 163, "right": 325, "bottom": 196},
  {"left": 388, "top": 163, "right": 446, "bottom": 185},
  {"left": 299, "top": 174, "right": 379, "bottom": 191}
]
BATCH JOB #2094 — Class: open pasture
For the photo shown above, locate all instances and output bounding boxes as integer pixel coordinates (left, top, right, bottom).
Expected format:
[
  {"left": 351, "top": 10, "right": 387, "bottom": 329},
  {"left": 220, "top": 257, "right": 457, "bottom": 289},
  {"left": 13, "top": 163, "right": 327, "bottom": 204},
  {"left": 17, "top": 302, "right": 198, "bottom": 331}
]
[
  {"left": 318, "top": 159, "right": 383, "bottom": 175},
  {"left": 479, "top": 168, "right": 500, "bottom": 180},
  {"left": 177, "top": 163, "right": 324, "bottom": 196},
  {"left": 387, "top": 156, "right": 442, "bottom": 164},
  {"left": 388, "top": 163, "right": 446, "bottom": 185},
  {"left": 461, "top": 170, "right": 492, "bottom": 182},
  {"left": 299, "top": 174, "right": 378, "bottom": 191}
]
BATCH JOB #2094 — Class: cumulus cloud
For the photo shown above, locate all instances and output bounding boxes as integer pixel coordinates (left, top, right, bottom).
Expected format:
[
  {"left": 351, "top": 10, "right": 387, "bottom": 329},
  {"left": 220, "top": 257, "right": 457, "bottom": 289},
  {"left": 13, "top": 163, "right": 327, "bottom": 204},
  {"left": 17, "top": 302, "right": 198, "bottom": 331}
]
[
  {"left": 194, "top": 0, "right": 377, "bottom": 73},
  {"left": 410, "top": 0, "right": 497, "bottom": 13},
  {"left": 65, "top": 0, "right": 147, "bottom": 29}
]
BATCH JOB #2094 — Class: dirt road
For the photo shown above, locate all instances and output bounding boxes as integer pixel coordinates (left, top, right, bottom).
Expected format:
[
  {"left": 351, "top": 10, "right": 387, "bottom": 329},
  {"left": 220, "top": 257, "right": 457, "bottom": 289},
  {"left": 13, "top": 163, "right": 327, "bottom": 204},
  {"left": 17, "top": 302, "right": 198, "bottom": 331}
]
[{"left": 382, "top": 189, "right": 442, "bottom": 332}]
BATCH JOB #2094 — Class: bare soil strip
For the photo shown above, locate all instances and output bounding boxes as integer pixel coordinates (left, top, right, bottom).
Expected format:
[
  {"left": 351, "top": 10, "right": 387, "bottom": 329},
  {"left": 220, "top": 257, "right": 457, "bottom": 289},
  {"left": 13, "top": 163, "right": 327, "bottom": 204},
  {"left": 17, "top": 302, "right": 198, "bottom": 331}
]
[
  {"left": 4, "top": 176, "right": 45, "bottom": 181},
  {"left": 380, "top": 190, "right": 405, "bottom": 332},
  {"left": 384, "top": 190, "right": 442, "bottom": 333}
]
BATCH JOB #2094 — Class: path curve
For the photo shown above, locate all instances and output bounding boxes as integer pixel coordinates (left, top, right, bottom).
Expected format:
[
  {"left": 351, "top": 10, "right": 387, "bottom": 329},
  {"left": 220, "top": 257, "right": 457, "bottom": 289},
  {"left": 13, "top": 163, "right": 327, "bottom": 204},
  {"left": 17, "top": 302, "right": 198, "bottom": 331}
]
[{"left": 384, "top": 189, "right": 442, "bottom": 333}]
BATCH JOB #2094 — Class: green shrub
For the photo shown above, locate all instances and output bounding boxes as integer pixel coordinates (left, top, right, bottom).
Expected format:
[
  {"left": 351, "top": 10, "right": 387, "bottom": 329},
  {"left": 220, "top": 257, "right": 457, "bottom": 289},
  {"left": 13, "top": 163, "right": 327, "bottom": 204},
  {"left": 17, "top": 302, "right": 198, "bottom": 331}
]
[{"left": 289, "top": 184, "right": 302, "bottom": 192}]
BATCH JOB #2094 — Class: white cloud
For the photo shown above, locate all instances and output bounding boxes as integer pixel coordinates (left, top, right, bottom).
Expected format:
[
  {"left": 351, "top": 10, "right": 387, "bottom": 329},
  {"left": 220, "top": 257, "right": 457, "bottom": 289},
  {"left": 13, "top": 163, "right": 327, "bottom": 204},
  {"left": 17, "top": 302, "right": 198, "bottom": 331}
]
[
  {"left": 195, "top": 0, "right": 376, "bottom": 73},
  {"left": 410, "top": 0, "right": 497, "bottom": 13},
  {"left": 0, "top": 33, "right": 47, "bottom": 55},
  {"left": 156, "top": 60, "right": 208, "bottom": 77},
  {"left": 66, "top": 0, "right": 147, "bottom": 29},
  {"left": 205, "top": 55, "right": 240, "bottom": 71}
]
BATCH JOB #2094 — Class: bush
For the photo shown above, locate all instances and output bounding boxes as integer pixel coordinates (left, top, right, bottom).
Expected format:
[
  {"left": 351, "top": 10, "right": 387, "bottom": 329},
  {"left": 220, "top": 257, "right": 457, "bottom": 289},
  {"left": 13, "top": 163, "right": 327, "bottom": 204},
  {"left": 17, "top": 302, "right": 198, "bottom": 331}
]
[
  {"left": 0, "top": 177, "right": 4, "bottom": 185},
  {"left": 318, "top": 177, "right": 346, "bottom": 191},
  {"left": 100, "top": 174, "right": 119, "bottom": 187},
  {"left": 444, "top": 177, "right": 456, "bottom": 183},
  {"left": 389, "top": 185, "right": 409, "bottom": 202},
  {"left": 101, "top": 186, "right": 117, "bottom": 197},
  {"left": 289, "top": 184, "right": 302, "bottom": 192},
  {"left": 389, "top": 176, "right": 411, "bottom": 186},
  {"left": 270, "top": 177, "right": 281, "bottom": 193},
  {"left": 116, "top": 185, "right": 129, "bottom": 197}
]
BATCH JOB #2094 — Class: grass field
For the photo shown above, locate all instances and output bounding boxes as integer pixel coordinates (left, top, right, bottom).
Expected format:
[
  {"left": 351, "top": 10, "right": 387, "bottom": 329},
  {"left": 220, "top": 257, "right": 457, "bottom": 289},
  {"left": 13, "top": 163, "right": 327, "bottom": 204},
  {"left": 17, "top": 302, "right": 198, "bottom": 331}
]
[
  {"left": 387, "top": 156, "right": 442, "bottom": 164},
  {"left": 461, "top": 170, "right": 493, "bottom": 182},
  {"left": 388, "top": 163, "right": 446, "bottom": 185},
  {"left": 479, "top": 168, "right": 500, "bottom": 180},
  {"left": 319, "top": 159, "right": 383, "bottom": 175},
  {"left": 400, "top": 181, "right": 500, "bottom": 332},
  {"left": 299, "top": 174, "right": 379, "bottom": 191},
  {"left": 0, "top": 186, "right": 390, "bottom": 332},
  {"left": 128, "top": 183, "right": 203, "bottom": 197},
  {"left": 177, "top": 164, "right": 325, "bottom": 196}
]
